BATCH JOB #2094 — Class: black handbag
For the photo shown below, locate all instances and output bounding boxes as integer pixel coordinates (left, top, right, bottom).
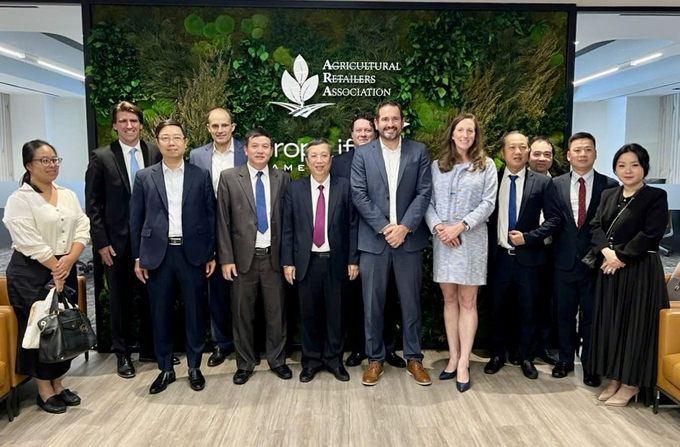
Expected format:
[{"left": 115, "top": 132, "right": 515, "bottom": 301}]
[{"left": 37, "top": 289, "right": 97, "bottom": 364}]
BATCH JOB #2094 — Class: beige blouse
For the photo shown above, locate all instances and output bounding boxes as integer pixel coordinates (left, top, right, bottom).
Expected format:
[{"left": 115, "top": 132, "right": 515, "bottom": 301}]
[{"left": 2, "top": 183, "right": 90, "bottom": 263}]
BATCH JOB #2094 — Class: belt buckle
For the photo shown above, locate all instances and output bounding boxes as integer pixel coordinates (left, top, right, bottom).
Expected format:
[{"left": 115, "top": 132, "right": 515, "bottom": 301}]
[
  {"left": 255, "top": 247, "right": 270, "bottom": 255},
  {"left": 316, "top": 252, "right": 330, "bottom": 258},
  {"left": 508, "top": 248, "right": 516, "bottom": 256},
  {"left": 169, "top": 237, "right": 183, "bottom": 246}
]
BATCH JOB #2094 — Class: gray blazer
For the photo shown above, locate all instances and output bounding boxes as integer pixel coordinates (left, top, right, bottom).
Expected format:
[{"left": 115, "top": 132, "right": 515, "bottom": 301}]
[
  {"left": 350, "top": 138, "right": 432, "bottom": 254},
  {"left": 189, "top": 139, "right": 246, "bottom": 179},
  {"left": 216, "top": 164, "right": 290, "bottom": 273}
]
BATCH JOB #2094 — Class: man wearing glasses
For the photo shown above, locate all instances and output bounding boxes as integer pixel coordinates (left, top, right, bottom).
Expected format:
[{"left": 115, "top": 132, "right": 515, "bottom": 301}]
[{"left": 85, "top": 101, "right": 161, "bottom": 379}]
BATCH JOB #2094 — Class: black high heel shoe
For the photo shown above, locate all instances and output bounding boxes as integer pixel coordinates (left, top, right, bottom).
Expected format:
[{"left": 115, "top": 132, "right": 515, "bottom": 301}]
[
  {"left": 438, "top": 369, "right": 457, "bottom": 380},
  {"left": 455, "top": 368, "right": 471, "bottom": 393}
]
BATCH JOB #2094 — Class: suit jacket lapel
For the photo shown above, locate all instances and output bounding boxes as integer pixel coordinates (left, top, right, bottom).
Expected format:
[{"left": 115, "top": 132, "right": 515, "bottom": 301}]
[
  {"left": 270, "top": 167, "right": 280, "bottom": 213},
  {"left": 182, "top": 164, "right": 195, "bottom": 207},
  {"left": 517, "top": 170, "right": 533, "bottom": 223},
  {"left": 559, "top": 174, "right": 575, "bottom": 227},
  {"left": 112, "top": 141, "right": 131, "bottom": 195},
  {"left": 150, "top": 164, "right": 168, "bottom": 212},
  {"left": 397, "top": 142, "right": 409, "bottom": 186},
  {"left": 303, "top": 176, "right": 313, "bottom": 229},
  {"left": 369, "top": 141, "right": 389, "bottom": 187},
  {"left": 234, "top": 140, "right": 247, "bottom": 166},
  {"left": 141, "top": 140, "right": 151, "bottom": 167},
  {"left": 237, "top": 165, "right": 256, "bottom": 213},
  {"left": 582, "top": 172, "right": 605, "bottom": 231},
  {"left": 328, "top": 177, "right": 340, "bottom": 226}
]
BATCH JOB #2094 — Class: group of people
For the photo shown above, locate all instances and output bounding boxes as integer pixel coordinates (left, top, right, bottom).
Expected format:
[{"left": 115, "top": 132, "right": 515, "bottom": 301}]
[{"left": 1, "top": 99, "right": 669, "bottom": 414}]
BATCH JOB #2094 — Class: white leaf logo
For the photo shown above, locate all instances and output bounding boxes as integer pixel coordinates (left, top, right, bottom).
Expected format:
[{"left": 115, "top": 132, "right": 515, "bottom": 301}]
[
  {"left": 293, "top": 55, "right": 308, "bottom": 84},
  {"left": 270, "top": 54, "right": 334, "bottom": 118},
  {"left": 301, "top": 75, "right": 318, "bottom": 102},
  {"left": 281, "top": 70, "right": 301, "bottom": 105}
]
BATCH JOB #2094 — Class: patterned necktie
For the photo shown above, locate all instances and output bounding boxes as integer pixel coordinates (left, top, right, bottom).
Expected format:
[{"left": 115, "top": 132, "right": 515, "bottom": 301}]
[
  {"left": 313, "top": 185, "right": 325, "bottom": 247},
  {"left": 577, "top": 177, "right": 586, "bottom": 228},
  {"left": 256, "top": 171, "right": 268, "bottom": 234},
  {"left": 508, "top": 174, "right": 518, "bottom": 246},
  {"left": 129, "top": 148, "right": 140, "bottom": 188}
]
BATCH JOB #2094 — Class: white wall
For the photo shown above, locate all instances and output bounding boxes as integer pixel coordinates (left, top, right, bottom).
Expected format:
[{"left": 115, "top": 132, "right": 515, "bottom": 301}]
[{"left": 625, "top": 96, "right": 661, "bottom": 177}]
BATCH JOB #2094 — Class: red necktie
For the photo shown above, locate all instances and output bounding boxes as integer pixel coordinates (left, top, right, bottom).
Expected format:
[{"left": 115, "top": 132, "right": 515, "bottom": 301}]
[
  {"left": 313, "top": 185, "right": 325, "bottom": 247},
  {"left": 577, "top": 177, "right": 586, "bottom": 228}
]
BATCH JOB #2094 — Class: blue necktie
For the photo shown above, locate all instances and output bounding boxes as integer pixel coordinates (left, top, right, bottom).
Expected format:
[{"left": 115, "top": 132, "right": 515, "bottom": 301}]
[
  {"left": 256, "top": 171, "right": 268, "bottom": 234},
  {"left": 508, "top": 174, "right": 518, "bottom": 246},
  {"left": 129, "top": 148, "right": 140, "bottom": 187}
]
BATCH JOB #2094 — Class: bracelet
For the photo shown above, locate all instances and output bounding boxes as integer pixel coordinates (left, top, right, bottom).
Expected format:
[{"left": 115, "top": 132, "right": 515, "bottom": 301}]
[{"left": 462, "top": 220, "right": 470, "bottom": 231}]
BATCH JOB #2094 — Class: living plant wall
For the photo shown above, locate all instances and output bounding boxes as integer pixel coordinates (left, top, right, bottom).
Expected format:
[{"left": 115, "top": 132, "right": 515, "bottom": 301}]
[{"left": 88, "top": 4, "right": 570, "bottom": 350}]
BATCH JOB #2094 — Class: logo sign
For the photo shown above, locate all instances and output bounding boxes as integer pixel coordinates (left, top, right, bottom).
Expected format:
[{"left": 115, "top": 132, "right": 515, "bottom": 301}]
[{"left": 270, "top": 55, "right": 334, "bottom": 118}]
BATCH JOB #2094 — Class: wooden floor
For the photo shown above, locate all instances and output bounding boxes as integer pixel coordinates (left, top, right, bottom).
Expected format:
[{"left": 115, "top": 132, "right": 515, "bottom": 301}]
[{"left": 1, "top": 350, "right": 679, "bottom": 447}]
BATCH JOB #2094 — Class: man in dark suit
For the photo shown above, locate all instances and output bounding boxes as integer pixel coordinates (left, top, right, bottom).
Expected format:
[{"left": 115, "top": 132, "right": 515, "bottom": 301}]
[
  {"left": 484, "top": 131, "right": 560, "bottom": 380},
  {"left": 351, "top": 101, "right": 432, "bottom": 386},
  {"left": 282, "top": 139, "right": 359, "bottom": 382},
  {"left": 331, "top": 113, "right": 405, "bottom": 369},
  {"left": 130, "top": 119, "right": 216, "bottom": 394},
  {"left": 551, "top": 132, "right": 618, "bottom": 386},
  {"left": 85, "top": 101, "right": 161, "bottom": 378},
  {"left": 216, "top": 128, "right": 291, "bottom": 385},
  {"left": 189, "top": 107, "right": 246, "bottom": 367}
]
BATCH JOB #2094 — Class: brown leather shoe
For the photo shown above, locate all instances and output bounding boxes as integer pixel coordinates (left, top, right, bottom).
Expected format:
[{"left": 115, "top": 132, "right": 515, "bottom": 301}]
[
  {"left": 361, "top": 361, "right": 383, "bottom": 386},
  {"left": 407, "top": 360, "right": 432, "bottom": 386}
]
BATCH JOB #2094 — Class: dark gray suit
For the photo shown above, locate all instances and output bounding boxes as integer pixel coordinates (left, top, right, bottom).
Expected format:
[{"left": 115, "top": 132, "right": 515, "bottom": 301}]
[
  {"left": 216, "top": 164, "right": 290, "bottom": 371},
  {"left": 189, "top": 139, "right": 246, "bottom": 351},
  {"left": 350, "top": 138, "right": 431, "bottom": 362}
]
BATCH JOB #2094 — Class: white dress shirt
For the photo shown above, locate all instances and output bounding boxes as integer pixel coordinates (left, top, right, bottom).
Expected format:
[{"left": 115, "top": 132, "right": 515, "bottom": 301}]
[
  {"left": 163, "top": 161, "right": 184, "bottom": 238},
  {"left": 497, "top": 167, "right": 526, "bottom": 249},
  {"left": 120, "top": 140, "right": 145, "bottom": 188},
  {"left": 247, "top": 163, "right": 271, "bottom": 248},
  {"left": 3, "top": 183, "right": 90, "bottom": 262},
  {"left": 570, "top": 169, "right": 594, "bottom": 224},
  {"left": 310, "top": 174, "right": 331, "bottom": 252},
  {"left": 211, "top": 140, "right": 235, "bottom": 195},
  {"left": 380, "top": 137, "right": 401, "bottom": 225}
]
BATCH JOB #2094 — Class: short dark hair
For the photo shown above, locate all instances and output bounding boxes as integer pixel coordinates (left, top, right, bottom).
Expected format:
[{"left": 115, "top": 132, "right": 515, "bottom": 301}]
[
  {"left": 500, "top": 131, "right": 527, "bottom": 149},
  {"left": 306, "top": 138, "right": 331, "bottom": 155},
  {"left": 375, "top": 100, "right": 402, "bottom": 120},
  {"left": 111, "top": 101, "right": 143, "bottom": 125},
  {"left": 350, "top": 112, "right": 375, "bottom": 133},
  {"left": 568, "top": 132, "right": 596, "bottom": 150},
  {"left": 529, "top": 136, "right": 555, "bottom": 157},
  {"left": 155, "top": 119, "right": 187, "bottom": 138},
  {"left": 613, "top": 143, "right": 650, "bottom": 177},
  {"left": 244, "top": 128, "right": 271, "bottom": 146},
  {"left": 21, "top": 139, "right": 57, "bottom": 193}
]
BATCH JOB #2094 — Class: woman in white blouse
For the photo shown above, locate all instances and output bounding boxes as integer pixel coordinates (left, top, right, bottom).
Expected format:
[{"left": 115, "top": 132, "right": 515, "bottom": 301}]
[{"left": 2, "top": 140, "right": 90, "bottom": 414}]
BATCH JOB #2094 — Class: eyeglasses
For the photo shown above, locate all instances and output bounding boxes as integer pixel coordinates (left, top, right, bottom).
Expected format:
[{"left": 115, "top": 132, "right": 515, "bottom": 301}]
[
  {"left": 158, "top": 136, "right": 185, "bottom": 143},
  {"left": 33, "top": 157, "right": 63, "bottom": 166}
]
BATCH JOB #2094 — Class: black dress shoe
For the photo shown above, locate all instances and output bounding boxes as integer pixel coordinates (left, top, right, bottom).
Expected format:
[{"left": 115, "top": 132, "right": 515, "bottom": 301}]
[
  {"left": 233, "top": 369, "right": 253, "bottom": 385},
  {"left": 57, "top": 389, "right": 81, "bottom": 406},
  {"left": 37, "top": 395, "right": 66, "bottom": 414},
  {"left": 188, "top": 368, "right": 206, "bottom": 391},
  {"left": 385, "top": 351, "right": 406, "bottom": 368},
  {"left": 327, "top": 365, "right": 350, "bottom": 382},
  {"left": 173, "top": 356, "right": 181, "bottom": 366},
  {"left": 521, "top": 360, "right": 538, "bottom": 380},
  {"left": 583, "top": 372, "right": 601, "bottom": 387},
  {"left": 271, "top": 364, "right": 293, "bottom": 380},
  {"left": 207, "top": 346, "right": 232, "bottom": 367},
  {"left": 508, "top": 350, "right": 521, "bottom": 366},
  {"left": 149, "top": 370, "right": 176, "bottom": 394},
  {"left": 117, "top": 355, "right": 136, "bottom": 378},
  {"left": 138, "top": 353, "right": 156, "bottom": 363},
  {"left": 345, "top": 351, "right": 367, "bottom": 367},
  {"left": 300, "top": 367, "right": 319, "bottom": 383},
  {"left": 537, "top": 349, "right": 558, "bottom": 366},
  {"left": 484, "top": 356, "right": 505, "bottom": 375},
  {"left": 551, "top": 361, "right": 574, "bottom": 378}
]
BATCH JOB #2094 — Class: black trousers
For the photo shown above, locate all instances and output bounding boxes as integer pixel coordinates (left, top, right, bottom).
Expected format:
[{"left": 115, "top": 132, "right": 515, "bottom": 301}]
[
  {"left": 298, "top": 254, "right": 345, "bottom": 369},
  {"left": 104, "top": 239, "right": 154, "bottom": 357},
  {"left": 207, "top": 270, "right": 233, "bottom": 350},
  {"left": 488, "top": 249, "right": 540, "bottom": 362},
  {"left": 146, "top": 245, "right": 207, "bottom": 372},
  {"left": 536, "top": 248, "right": 555, "bottom": 351},
  {"left": 555, "top": 263, "right": 597, "bottom": 369}
]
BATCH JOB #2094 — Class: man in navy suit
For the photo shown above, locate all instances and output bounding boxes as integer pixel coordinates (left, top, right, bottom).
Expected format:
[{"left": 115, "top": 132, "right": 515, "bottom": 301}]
[
  {"left": 350, "top": 101, "right": 432, "bottom": 386},
  {"left": 550, "top": 132, "right": 618, "bottom": 386},
  {"left": 130, "top": 119, "right": 216, "bottom": 394},
  {"left": 282, "top": 139, "right": 359, "bottom": 382},
  {"left": 189, "top": 107, "right": 246, "bottom": 367},
  {"left": 331, "top": 113, "right": 405, "bottom": 369},
  {"left": 484, "top": 131, "right": 560, "bottom": 380}
]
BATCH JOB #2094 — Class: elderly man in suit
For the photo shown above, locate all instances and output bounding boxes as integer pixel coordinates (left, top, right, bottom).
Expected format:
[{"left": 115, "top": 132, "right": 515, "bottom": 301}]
[
  {"left": 484, "top": 131, "right": 560, "bottom": 380},
  {"left": 130, "top": 119, "right": 216, "bottom": 394},
  {"left": 85, "top": 101, "right": 161, "bottom": 378},
  {"left": 331, "top": 113, "right": 405, "bottom": 369},
  {"left": 217, "top": 128, "right": 291, "bottom": 385},
  {"left": 551, "top": 132, "right": 618, "bottom": 386},
  {"left": 189, "top": 107, "right": 246, "bottom": 367},
  {"left": 282, "top": 139, "right": 359, "bottom": 382},
  {"left": 351, "top": 100, "right": 432, "bottom": 386}
]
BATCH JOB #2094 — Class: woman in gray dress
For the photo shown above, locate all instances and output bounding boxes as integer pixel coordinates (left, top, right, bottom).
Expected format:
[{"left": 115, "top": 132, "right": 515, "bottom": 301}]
[{"left": 425, "top": 114, "right": 497, "bottom": 392}]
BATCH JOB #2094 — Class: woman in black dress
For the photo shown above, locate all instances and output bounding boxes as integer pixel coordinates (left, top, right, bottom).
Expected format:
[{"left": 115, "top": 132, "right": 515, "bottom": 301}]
[
  {"left": 589, "top": 143, "right": 669, "bottom": 407},
  {"left": 2, "top": 140, "right": 90, "bottom": 413}
]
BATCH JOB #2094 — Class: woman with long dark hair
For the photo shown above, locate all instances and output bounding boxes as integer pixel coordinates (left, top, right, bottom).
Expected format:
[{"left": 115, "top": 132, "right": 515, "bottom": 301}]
[
  {"left": 2, "top": 140, "right": 90, "bottom": 413},
  {"left": 424, "top": 113, "right": 497, "bottom": 392},
  {"left": 589, "top": 143, "right": 669, "bottom": 406}
]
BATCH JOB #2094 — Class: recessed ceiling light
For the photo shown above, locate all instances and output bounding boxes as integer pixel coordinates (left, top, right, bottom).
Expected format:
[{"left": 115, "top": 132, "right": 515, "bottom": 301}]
[
  {"left": 574, "top": 67, "right": 619, "bottom": 86},
  {"left": 630, "top": 52, "right": 663, "bottom": 66},
  {"left": 0, "top": 44, "right": 26, "bottom": 59},
  {"left": 37, "top": 59, "right": 85, "bottom": 81}
]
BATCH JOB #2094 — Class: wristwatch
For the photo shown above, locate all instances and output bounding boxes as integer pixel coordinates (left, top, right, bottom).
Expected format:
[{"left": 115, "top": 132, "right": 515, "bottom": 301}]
[{"left": 462, "top": 220, "right": 470, "bottom": 231}]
